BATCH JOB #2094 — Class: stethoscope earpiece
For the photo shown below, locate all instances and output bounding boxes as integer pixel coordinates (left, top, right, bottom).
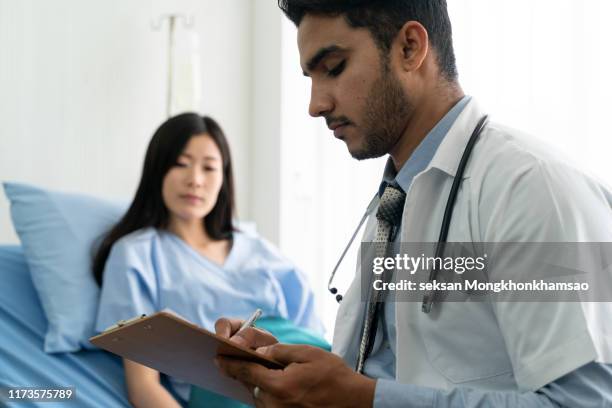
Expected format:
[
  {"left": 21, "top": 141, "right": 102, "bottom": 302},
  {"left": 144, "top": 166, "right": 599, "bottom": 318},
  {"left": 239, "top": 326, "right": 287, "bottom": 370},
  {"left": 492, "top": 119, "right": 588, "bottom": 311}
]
[
  {"left": 327, "top": 194, "right": 380, "bottom": 306},
  {"left": 329, "top": 287, "right": 343, "bottom": 303}
]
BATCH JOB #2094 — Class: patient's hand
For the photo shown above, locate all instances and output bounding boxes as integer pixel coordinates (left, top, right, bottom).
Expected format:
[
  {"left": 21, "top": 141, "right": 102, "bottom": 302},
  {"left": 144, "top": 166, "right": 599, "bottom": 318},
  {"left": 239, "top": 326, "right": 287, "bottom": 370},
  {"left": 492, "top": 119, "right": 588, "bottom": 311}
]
[
  {"left": 123, "top": 359, "right": 182, "bottom": 408},
  {"left": 214, "top": 317, "right": 278, "bottom": 350}
]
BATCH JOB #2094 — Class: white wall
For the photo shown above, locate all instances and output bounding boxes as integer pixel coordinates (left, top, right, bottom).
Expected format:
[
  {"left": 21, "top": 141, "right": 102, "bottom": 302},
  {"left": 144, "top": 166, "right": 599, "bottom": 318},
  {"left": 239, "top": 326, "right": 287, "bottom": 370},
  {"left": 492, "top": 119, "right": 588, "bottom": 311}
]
[
  {"left": 448, "top": 0, "right": 612, "bottom": 185},
  {"left": 0, "top": 0, "right": 253, "bottom": 243},
  {"left": 249, "top": 1, "right": 283, "bottom": 244}
]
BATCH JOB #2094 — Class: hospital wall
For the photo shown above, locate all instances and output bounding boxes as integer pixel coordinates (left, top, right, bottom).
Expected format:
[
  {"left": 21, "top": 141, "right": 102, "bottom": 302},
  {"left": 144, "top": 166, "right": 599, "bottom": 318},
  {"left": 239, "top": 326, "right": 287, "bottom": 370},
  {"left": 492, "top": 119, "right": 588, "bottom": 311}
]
[{"left": 0, "top": 0, "right": 284, "bottom": 244}]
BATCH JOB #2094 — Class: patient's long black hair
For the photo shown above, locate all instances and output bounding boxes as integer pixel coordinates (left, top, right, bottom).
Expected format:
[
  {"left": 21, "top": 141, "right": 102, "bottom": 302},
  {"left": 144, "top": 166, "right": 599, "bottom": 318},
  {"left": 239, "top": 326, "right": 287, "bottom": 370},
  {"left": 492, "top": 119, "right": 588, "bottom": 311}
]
[{"left": 92, "top": 113, "right": 236, "bottom": 286}]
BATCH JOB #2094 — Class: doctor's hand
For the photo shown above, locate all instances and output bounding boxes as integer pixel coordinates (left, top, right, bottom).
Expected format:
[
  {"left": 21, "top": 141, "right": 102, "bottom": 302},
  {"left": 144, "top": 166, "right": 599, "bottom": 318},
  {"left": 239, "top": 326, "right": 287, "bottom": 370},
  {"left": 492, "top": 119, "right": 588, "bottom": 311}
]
[
  {"left": 214, "top": 317, "right": 279, "bottom": 349},
  {"left": 215, "top": 343, "right": 376, "bottom": 408}
]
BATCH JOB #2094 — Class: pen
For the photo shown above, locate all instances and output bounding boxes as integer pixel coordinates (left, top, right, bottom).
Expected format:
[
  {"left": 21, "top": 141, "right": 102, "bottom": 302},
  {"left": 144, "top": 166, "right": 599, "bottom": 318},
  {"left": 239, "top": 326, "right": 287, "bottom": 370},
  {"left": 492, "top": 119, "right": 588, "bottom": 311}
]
[{"left": 236, "top": 308, "right": 262, "bottom": 335}]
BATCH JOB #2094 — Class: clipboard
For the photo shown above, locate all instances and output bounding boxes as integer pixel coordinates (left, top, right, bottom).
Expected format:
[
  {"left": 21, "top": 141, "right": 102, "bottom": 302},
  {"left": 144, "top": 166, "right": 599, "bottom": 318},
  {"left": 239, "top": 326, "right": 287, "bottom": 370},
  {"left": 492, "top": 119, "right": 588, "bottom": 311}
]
[{"left": 89, "top": 311, "right": 284, "bottom": 405}]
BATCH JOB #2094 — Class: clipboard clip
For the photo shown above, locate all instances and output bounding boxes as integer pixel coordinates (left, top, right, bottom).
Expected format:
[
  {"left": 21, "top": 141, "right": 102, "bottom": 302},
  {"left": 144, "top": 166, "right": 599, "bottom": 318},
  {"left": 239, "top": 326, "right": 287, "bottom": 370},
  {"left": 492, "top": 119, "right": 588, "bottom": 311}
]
[{"left": 103, "top": 314, "right": 147, "bottom": 332}]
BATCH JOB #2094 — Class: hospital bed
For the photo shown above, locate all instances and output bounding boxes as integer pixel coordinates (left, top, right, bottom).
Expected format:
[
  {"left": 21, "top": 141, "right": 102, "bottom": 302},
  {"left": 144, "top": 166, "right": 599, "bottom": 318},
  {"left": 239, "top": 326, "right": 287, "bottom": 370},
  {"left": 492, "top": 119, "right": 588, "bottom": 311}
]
[{"left": 0, "top": 245, "right": 131, "bottom": 407}]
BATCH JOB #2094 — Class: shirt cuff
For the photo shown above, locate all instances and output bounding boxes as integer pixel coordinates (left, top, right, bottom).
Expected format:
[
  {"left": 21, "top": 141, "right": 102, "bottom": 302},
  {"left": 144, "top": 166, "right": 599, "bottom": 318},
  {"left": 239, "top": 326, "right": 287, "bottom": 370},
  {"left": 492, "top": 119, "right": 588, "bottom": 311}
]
[{"left": 374, "top": 379, "right": 435, "bottom": 408}]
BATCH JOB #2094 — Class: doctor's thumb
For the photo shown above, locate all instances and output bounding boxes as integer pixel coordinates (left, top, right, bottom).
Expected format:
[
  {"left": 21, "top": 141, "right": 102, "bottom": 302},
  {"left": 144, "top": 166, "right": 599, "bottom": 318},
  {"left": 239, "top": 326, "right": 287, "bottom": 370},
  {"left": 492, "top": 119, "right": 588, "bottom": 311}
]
[{"left": 214, "top": 317, "right": 234, "bottom": 338}]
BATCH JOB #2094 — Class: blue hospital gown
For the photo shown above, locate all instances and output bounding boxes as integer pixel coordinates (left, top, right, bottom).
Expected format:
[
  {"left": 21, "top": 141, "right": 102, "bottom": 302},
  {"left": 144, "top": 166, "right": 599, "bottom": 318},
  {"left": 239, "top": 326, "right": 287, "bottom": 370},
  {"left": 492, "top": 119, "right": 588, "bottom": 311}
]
[{"left": 95, "top": 227, "right": 324, "bottom": 401}]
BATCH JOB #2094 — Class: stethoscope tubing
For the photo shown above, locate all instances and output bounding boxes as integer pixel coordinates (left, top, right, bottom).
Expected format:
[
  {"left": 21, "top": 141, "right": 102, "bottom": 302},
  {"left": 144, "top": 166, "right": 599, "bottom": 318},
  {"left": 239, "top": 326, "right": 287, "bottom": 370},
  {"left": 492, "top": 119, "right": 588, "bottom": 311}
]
[{"left": 422, "top": 115, "right": 489, "bottom": 313}]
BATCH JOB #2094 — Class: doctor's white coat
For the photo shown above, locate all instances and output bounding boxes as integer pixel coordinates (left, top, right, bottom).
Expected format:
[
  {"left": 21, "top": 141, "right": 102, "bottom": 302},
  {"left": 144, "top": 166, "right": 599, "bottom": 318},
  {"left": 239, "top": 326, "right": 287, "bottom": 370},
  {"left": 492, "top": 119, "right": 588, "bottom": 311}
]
[{"left": 332, "top": 98, "right": 612, "bottom": 392}]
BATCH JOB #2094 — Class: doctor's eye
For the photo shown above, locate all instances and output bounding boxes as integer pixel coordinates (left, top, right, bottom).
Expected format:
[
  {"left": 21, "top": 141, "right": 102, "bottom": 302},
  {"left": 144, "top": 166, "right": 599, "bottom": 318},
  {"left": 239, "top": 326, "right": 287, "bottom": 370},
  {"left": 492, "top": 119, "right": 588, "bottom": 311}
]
[{"left": 327, "top": 60, "right": 346, "bottom": 77}]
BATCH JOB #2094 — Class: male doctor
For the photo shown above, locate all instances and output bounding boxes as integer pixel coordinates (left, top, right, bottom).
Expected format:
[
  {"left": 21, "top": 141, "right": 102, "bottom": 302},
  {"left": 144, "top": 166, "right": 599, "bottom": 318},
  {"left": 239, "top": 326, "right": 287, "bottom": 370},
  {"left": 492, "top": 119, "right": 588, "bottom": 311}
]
[{"left": 215, "top": 0, "right": 612, "bottom": 406}]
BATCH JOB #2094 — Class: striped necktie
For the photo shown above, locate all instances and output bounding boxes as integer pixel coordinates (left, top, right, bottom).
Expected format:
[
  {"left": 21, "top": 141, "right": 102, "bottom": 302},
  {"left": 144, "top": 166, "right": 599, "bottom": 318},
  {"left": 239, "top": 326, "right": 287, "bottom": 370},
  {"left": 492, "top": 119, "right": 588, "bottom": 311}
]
[{"left": 356, "top": 184, "right": 406, "bottom": 373}]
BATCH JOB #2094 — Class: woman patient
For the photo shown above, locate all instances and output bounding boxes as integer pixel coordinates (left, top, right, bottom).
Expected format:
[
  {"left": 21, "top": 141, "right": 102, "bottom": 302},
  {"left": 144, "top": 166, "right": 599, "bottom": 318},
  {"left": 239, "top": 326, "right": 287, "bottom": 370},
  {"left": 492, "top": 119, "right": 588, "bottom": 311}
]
[{"left": 93, "top": 113, "right": 324, "bottom": 407}]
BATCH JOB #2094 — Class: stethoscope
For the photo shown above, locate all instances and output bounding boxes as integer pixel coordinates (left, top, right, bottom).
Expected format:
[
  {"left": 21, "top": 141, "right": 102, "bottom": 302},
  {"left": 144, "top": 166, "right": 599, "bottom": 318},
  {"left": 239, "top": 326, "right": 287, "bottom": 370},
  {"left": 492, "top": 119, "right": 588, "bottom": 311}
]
[{"left": 327, "top": 115, "right": 489, "bottom": 314}]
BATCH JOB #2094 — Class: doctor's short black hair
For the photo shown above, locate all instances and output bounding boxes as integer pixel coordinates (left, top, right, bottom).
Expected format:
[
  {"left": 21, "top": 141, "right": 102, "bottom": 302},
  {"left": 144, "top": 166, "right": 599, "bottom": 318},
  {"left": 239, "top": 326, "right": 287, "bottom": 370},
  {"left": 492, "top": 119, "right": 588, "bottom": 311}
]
[{"left": 278, "top": 0, "right": 458, "bottom": 82}]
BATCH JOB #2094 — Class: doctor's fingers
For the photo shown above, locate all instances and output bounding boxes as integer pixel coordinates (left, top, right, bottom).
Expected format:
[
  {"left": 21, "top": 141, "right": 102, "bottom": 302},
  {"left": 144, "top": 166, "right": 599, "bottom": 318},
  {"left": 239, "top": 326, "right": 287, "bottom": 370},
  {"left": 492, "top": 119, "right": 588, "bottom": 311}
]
[
  {"left": 233, "top": 327, "right": 279, "bottom": 349},
  {"left": 216, "top": 358, "right": 305, "bottom": 403},
  {"left": 219, "top": 356, "right": 338, "bottom": 405},
  {"left": 215, "top": 318, "right": 278, "bottom": 349},
  {"left": 246, "top": 383, "right": 282, "bottom": 408},
  {"left": 258, "top": 343, "right": 327, "bottom": 365},
  {"left": 216, "top": 357, "right": 284, "bottom": 392},
  {"left": 256, "top": 392, "right": 286, "bottom": 408}
]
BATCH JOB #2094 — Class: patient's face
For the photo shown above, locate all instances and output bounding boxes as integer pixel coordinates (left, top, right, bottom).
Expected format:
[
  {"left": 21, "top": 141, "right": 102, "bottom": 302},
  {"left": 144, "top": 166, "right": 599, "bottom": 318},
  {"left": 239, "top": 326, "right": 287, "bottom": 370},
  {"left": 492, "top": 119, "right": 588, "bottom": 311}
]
[{"left": 162, "top": 134, "right": 224, "bottom": 225}]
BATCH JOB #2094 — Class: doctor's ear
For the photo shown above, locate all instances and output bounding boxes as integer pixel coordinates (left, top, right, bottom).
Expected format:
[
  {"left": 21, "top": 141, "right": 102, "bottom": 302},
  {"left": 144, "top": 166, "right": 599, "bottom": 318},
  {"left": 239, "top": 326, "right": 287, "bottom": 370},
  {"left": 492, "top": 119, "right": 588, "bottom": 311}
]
[
  {"left": 403, "top": 46, "right": 412, "bottom": 58},
  {"left": 395, "top": 21, "right": 428, "bottom": 72}
]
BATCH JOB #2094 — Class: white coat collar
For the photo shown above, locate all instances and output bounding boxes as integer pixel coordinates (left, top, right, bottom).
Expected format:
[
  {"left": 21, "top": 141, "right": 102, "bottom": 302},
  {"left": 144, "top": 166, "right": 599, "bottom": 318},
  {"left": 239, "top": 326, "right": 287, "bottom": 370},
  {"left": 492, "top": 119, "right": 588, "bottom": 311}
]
[{"left": 424, "top": 98, "right": 488, "bottom": 178}]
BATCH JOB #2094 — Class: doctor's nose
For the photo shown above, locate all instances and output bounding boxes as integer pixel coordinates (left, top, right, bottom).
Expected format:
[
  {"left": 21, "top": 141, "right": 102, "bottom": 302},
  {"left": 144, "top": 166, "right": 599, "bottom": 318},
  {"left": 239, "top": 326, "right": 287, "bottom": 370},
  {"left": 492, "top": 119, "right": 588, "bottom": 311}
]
[{"left": 308, "top": 85, "right": 333, "bottom": 118}]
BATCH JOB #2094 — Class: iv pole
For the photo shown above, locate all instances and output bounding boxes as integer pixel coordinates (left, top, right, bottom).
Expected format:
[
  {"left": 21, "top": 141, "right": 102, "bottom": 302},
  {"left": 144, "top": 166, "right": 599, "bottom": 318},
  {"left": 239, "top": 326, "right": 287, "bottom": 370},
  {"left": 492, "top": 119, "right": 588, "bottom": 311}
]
[{"left": 151, "top": 14, "right": 195, "bottom": 118}]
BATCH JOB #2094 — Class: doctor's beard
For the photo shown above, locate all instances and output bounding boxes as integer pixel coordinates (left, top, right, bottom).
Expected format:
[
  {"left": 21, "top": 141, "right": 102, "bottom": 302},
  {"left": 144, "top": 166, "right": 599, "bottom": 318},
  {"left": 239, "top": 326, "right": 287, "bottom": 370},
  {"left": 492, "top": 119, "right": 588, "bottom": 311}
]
[{"left": 350, "top": 65, "right": 413, "bottom": 161}]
